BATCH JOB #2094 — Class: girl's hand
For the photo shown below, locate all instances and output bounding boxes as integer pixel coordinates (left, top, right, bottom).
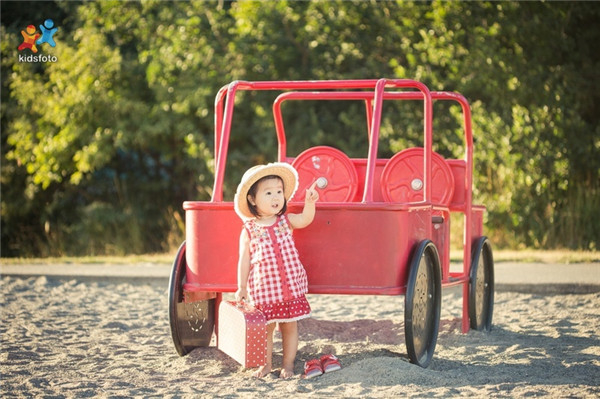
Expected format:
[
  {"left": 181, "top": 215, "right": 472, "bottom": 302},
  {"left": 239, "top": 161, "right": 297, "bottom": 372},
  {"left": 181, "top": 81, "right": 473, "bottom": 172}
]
[
  {"left": 289, "top": 181, "right": 319, "bottom": 229},
  {"left": 235, "top": 287, "right": 248, "bottom": 302},
  {"left": 305, "top": 181, "right": 319, "bottom": 204}
]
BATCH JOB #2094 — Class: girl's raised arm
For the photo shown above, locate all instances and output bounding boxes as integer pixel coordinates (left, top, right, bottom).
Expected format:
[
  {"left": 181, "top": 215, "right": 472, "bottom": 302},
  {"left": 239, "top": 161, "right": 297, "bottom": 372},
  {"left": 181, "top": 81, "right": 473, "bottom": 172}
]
[{"left": 289, "top": 181, "right": 319, "bottom": 229}]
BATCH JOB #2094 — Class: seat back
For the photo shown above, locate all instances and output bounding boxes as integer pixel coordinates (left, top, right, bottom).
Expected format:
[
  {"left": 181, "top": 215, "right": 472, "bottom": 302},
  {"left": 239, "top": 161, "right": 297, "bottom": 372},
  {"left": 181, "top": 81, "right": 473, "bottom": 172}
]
[
  {"left": 290, "top": 146, "right": 359, "bottom": 202},
  {"left": 380, "top": 147, "right": 455, "bottom": 205}
]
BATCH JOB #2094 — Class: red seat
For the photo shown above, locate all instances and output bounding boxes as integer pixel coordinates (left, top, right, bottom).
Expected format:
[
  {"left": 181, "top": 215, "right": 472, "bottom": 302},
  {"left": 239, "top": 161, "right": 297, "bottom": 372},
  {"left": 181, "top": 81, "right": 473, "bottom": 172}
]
[
  {"left": 291, "top": 146, "right": 358, "bottom": 202},
  {"left": 380, "top": 147, "right": 455, "bottom": 205}
]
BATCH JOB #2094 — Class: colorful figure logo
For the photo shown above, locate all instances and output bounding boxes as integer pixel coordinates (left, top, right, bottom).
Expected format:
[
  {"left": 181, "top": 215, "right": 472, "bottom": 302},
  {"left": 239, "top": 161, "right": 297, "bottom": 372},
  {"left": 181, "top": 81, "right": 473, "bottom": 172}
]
[
  {"left": 18, "top": 19, "right": 58, "bottom": 53},
  {"left": 18, "top": 24, "right": 41, "bottom": 53},
  {"left": 37, "top": 19, "right": 58, "bottom": 47}
]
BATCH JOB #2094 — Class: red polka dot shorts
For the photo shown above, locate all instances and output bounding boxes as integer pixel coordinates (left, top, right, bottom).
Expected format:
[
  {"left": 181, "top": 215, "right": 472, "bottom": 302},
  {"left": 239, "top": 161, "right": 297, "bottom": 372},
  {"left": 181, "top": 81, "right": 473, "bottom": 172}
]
[{"left": 256, "top": 295, "right": 311, "bottom": 324}]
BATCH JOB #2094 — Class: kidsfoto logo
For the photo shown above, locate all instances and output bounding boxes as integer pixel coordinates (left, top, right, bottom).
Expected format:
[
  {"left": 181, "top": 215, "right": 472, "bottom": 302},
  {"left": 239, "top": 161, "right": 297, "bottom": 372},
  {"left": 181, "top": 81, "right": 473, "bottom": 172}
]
[{"left": 17, "top": 19, "right": 59, "bottom": 63}]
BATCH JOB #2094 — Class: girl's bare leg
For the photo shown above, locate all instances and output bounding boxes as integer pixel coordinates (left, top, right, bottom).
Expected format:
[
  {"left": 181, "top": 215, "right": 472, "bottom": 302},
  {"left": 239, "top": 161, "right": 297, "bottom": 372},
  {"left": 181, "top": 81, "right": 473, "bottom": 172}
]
[
  {"left": 279, "top": 321, "right": 298, "bottom": 379},
  {"left": 254, "top": 323, "right": 276, "bottom": 378}
]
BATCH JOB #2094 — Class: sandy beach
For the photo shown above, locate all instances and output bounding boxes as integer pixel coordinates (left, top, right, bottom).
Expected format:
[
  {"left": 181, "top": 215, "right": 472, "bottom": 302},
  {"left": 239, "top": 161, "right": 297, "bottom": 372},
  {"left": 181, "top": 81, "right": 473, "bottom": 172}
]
[{"left": 1, "top": 265, "right": 599, "bottom": 398}]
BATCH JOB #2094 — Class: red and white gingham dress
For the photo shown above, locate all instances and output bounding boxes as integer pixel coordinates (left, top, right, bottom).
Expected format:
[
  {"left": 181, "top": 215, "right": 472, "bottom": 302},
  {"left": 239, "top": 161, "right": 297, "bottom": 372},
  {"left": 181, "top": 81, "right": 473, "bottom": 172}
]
[{"left": 244, "top": 215, "right": 311, "bottom": 324}]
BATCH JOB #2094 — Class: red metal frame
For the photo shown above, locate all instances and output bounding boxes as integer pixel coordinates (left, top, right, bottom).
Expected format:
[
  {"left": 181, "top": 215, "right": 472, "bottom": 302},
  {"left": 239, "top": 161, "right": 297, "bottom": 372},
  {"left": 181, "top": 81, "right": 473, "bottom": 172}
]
[{"left": 186, "top": 79, "right": 484, "bottom": 333}]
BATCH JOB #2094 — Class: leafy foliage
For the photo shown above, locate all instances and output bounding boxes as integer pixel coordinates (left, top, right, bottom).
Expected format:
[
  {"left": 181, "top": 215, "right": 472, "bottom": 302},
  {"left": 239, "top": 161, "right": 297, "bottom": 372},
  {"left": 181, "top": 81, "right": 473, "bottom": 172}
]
[{"left": 1, "top": 0, "right": 598, "bottom": 256}]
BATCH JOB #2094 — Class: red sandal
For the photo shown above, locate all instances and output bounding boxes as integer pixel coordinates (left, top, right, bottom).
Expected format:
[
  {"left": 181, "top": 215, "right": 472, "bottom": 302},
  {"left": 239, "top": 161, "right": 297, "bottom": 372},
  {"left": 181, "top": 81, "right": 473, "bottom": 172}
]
[
  {"left": 303, "top": 358, "right": 324, "bottom": 379},
  {"left": 320, "top": 354, "right": 341, "bottom": 373}
]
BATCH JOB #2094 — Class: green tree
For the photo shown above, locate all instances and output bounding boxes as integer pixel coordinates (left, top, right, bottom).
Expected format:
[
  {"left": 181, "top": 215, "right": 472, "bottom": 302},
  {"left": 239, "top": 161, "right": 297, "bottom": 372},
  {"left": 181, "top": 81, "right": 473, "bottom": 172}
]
[
  {"left": 2, "top": 0, "right": 231, "bottom": 255},
  {"left": 2, "top": 0, "right": 598, "bottom": 256}
]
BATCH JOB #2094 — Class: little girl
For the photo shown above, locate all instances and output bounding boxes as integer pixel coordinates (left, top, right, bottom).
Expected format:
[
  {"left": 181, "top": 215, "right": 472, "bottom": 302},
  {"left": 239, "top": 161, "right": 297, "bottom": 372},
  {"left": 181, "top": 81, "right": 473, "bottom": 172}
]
[{"left": 234, "top": 162, "right": 319, "bottom": 379}]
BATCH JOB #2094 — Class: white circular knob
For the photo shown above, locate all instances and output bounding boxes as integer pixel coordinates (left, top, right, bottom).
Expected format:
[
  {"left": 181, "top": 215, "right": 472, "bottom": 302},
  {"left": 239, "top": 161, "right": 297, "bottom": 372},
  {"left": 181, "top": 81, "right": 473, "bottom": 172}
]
[
  {"left": 411, "top": 178, "right": 423, "bottom": 191},
  {"left": 316, "top": 177, "right": 328, "bottom": 189}
]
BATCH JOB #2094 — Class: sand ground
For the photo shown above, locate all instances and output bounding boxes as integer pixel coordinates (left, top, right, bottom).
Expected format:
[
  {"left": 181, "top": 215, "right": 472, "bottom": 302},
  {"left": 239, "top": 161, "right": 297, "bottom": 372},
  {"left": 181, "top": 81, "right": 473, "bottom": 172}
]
[{"left": 1, "top": 263, "right": 599, "bottom": 398}]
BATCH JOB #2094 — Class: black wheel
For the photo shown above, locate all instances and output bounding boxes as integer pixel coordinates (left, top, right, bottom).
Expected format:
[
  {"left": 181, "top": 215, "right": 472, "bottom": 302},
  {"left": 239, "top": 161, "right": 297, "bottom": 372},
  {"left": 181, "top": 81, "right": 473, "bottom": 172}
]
[
  {"left": 404, "top": 240, "right": 442, "bottom": 368},
  {"left": 469, "top": 237, "right": 494, "bottom": 331},
  {"left": 168, "top": 241, "right": 215, "bottom": 356}
]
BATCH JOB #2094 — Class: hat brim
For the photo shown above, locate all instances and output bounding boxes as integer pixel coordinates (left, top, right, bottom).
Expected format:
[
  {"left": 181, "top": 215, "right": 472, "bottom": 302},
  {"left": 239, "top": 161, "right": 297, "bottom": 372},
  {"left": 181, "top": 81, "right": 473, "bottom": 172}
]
[{"left": 234, "top": 163, "right": 299, "bottom": 220}]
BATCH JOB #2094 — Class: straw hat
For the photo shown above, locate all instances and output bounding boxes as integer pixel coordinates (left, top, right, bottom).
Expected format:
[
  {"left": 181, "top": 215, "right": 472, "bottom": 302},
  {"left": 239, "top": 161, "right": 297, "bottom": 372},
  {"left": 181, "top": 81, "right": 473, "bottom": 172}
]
[{"left": 234, "top": 162, "right": 299, "bottom": 220}]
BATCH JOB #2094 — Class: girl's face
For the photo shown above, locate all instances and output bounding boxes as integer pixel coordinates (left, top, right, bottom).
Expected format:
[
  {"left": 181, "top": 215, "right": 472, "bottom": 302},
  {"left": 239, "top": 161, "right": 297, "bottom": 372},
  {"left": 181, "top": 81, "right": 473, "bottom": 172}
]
[{"left": 248, "top": 177, "right": 285, "bottom": 218}]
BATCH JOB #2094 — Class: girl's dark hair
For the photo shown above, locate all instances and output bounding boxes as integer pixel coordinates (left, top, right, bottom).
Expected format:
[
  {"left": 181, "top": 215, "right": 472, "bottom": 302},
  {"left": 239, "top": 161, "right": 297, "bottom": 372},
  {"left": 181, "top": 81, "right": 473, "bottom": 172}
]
[{"left": 246, "top": 175, "right": 287, "bottom": 218}]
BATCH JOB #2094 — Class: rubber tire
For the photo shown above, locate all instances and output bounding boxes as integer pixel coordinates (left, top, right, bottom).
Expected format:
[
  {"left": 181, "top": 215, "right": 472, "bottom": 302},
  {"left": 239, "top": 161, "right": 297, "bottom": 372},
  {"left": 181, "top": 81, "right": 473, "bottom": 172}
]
[
  {"left": 469, "top": 237, "right": 494, "bottom": 331},
  {"left": 168, "top": 241, "right": 215, "bottom": 356},
  {"left": 405, "top": 240, "right": 442, "bottom": 368}
]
